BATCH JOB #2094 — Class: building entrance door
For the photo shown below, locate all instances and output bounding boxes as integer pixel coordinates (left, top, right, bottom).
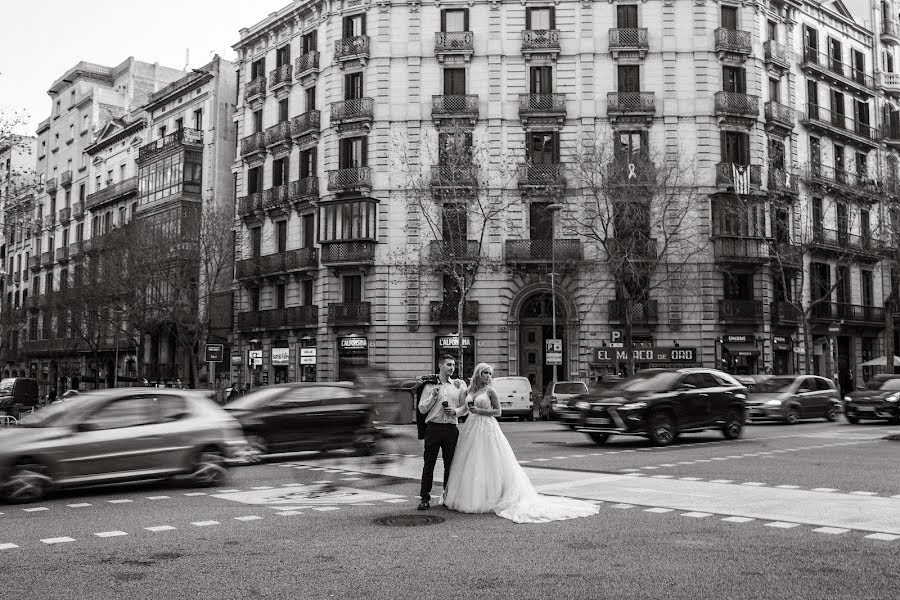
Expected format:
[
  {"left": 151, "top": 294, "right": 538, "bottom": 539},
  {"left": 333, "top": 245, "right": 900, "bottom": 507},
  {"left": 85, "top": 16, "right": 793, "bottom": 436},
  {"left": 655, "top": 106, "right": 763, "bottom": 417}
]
[
  {"left": 518, "top": 291, "right": 566, "bottom": 396},
  {"left": 521, "top": 325, "right": 544, "bottom": 394}
]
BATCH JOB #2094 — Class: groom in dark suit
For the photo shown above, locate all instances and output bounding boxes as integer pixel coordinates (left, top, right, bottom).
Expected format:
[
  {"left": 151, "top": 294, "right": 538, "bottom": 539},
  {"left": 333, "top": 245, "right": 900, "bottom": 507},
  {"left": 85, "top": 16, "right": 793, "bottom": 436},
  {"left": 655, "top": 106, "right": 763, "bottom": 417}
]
[{"left": 417, "top": 354, "right": 467, "bottom": 510}]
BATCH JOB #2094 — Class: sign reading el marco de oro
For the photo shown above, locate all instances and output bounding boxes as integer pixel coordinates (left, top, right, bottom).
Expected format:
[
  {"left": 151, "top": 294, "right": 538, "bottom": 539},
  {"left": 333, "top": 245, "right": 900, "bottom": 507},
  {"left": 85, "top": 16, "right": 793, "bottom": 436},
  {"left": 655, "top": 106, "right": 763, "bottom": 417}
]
[{"left": 592, "top": 346, "right": 698, "bottom": 363}]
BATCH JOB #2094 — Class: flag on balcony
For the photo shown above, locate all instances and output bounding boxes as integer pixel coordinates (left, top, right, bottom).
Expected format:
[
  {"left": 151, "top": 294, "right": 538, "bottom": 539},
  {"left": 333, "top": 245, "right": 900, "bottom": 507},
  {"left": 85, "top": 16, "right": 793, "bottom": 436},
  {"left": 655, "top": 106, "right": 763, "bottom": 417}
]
[{"left": 732, "top": 163, "right": 751, "bottom": 195}]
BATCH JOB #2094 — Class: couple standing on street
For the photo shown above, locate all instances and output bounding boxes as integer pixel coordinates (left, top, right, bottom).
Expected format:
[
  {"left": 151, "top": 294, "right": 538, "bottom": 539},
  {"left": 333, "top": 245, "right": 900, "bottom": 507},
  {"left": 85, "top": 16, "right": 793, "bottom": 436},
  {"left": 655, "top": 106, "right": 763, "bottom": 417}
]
[{"left": 416, "top": 355, "right": 600, "bottom": 524}]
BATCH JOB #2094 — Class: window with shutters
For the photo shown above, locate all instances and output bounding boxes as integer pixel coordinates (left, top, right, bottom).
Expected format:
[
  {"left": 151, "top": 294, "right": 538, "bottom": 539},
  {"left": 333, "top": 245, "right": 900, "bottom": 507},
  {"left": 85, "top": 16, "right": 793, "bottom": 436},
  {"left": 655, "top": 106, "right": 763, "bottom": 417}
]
[
  {"left": 272, "top": 157, "right": 287, "bottom": 188},
  {"left": 834, "top": 144, "right": 845, "bottom": 176},
  {"left": 251, "top": 58, "right": 265, "bottom": 80},
  {"left": 618, "top": 65, "right": 640, "bottom": 92},
  {"left": 617, "top": 5, "right": 638, "bottom": 28},
  {"left": 529, "top": 66, "right": 553, "bottom": 93},
  {"left": 526, "top": 7, "right": 554, "bottom": 30},
  {"left": 302, "top": 31, "right": 317, "bottom": 53},
  {"left": 805, "top": 26, "right": 819, "bottom": 58},
  {"left": 722, "top": 66, "right": 746, "bottom": 93},
  {"left": 810, "top": 137, "right": 821, "bottom": 173},
  {"left": 721, "top": 131, "right": 750, "bottom": 164},
  {"left": 441, "top": 9, "right": 468, "bottom": 32},
  {"left": 829, "top": 38, "right": 843, "bottom": 74},
  {"left": 302, "top": 214, "right": 315, "bottom": 249},
  {"left": 345, "top": 72, "right": 363, "bottom": 100},
  {"left": 278, "top": 98, "right": 289, "bottom": 123},
  {"left": 276, "top": 284, "right": 286, "bottom": 309},
  {"left": 339, "top": 137, "right": 367, "bottom": 169},
  {"left": 276, "top": 45, "right": 291, "bottom": 68},
  {"left": 443, "top": 69, "right": 466, "bottom": 95},
  {"left": 343, "top": 13, "right": 366, "bottom": 38},
  {"left": 276, "top": 221, "right": 287, "bottom": 253},
  {"left": 305, "top": 86, "right": 316, "bottom": 111},
  {"left": 300, "top": 148, "right": 317, "bottom": 178},
  {"left": 247, "top": 166, "right": 262, "bottom": 193},
  {"left": 721, "top": 5, "right": 738, "bottom": 30},
  {"left": 343, "top": 275, "right": 363, "bottom": 303},
  {"left": 769, "top": 77, "right": 780, "bottom": 103},
  {"left": 250, "top": 227, "right": 262, "bottom": 258},
  {"left": 526, "top": 132, "right": 559, "bottom": 164}
]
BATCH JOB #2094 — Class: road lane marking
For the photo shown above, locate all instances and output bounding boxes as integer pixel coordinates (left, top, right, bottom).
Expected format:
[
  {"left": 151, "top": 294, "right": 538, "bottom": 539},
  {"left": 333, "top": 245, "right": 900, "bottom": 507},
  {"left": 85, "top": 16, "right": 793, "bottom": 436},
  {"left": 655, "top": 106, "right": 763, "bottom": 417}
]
[
  {"left": 235, "top": 516, "right": 262, "bottom": 521},
  {"left": 850, "top": 491, "right": 878, "bottom": 496},
  {"left": 67, "top": 503, "right": 91, "bottom": 507},
  {"left": 0, "top": 543, "right": 19, "bottom": 550},
  {"left": 146, "top": 496, "right": 171, "bottom": 500},
  {"left": 311, "top": 507, "right": 340, "bottom": 512},
  {"left": 218, "top": 489, "right": 241, "bottom": 493},
  {"left": 41, "top": 537, "right": 75, "bottom": 544},
  {"left": 811, "top": 488, "right": 838, "bottom": 492},
  {"left": 23, "top": 507, "right": 49, "bottom": 512},
  {"left": 814, "top": 527, "right": 849, "bottom": 535},
  {"left": 765, "top": 522, "right": 800, "bottom": 529},
  {"left": 865, "top": 533, "right": 900, "bottom": 541},
  {"left": 680, "top": 477, "right": 703, "bottom": 481},
  {"left": 251, "top": 486, "right": 274, "bottom": 490},
  {"left": 191, "top": 521, "right": 219, "bottom": 527},
  {"left": 776, "top": 485, "right": 801, "bottom": 489},
  {"left": 611, "top": 504, "right": 634, "bottom": 509},
  {"left": 650, "top": 475, "right": 675, "bottom": 479},
  {"left": 278, "top": 511, "right": 304, "bottom": 516},
  {"left": 382, "top": 498, "right": 408, "bottom": 503},
  {"left": 741, "top": 482, "right": 767, "bottom": 487},
  {"left": 145, "top": 526, "right": 175, "bottom": 532},
  {"left": 644, "top": 508, "right": 673, "bottom": 513},
  {"left": 709, "top": 479, "right": 733, "bottom": 484},
  {"left": 682, "top": 512, "right": 712, "bottom": 518},
  {"left": 183, "top": 493, "right": 207, "bottom": 497},
  {"left": 722, "top": 517, "right": 755, "bottom": 523},
  {"left": 95, "top": 531, "right": 128, "bottom": 538},
  {"left": 107, "top": 499, "right": 132, "bottom": 504}
]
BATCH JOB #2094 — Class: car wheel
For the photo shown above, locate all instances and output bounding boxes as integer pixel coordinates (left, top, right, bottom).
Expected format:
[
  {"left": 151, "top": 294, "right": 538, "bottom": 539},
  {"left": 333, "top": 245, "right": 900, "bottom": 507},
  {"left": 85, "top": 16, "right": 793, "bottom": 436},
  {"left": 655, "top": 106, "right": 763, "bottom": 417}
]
[
  {"left": 1, "top": 460, "right": 51, "bottom": 504},
  {"left": 785, "top": 409, "right": 800, "bottom": 425},
  {"left": 721, "top": 410, "right": 743, "bottom": 440},
  {"left": 825, "top": 408, "right": 839, "bottom": 422},
  {"left": 588, "top": 432, "right": 610, "bottom": 445},
  {"left": 846, "top": 414, "right": 860, "bottom": 424},
  {"left": 649, "top": 411, "right": 676, "bottom": 447},
  {"left": 187, "top": 448, "right": 227, "bottom": 487}
]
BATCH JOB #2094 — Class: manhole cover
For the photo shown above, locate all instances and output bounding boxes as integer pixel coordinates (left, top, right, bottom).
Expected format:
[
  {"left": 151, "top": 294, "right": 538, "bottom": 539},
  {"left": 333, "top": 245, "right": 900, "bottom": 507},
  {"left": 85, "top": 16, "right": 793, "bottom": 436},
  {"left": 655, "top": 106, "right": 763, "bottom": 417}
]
[{"left": 374, "top": 514, "right": 445, "bottom": 527}]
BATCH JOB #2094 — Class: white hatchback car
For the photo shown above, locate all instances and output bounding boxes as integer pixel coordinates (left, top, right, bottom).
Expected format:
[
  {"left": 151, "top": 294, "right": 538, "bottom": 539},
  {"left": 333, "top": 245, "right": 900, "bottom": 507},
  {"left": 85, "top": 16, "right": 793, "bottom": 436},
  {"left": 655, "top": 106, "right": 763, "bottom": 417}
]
[{"left": 490, "top": 376, "right": 534, "bottom": 421}]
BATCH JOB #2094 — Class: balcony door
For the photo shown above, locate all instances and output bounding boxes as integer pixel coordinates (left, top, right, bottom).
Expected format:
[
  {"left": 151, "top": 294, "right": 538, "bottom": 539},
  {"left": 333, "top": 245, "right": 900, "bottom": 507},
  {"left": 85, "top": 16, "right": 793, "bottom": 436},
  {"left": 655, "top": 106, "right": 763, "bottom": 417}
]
[
  {"left": 722, "top": 66, "right": 746, "bottom": 93},
  {"left": 805, "top": 26, "right": 819, "bottom": 59},
  {"left": 812, "top": 197, "right": 824, "bottom": 238},
  {"left": 836, "top": 265, "right": 850, "bottom": 306},
  {"left": 345, "top": 72, "right": 364, "bottom": 100},
  {"left": 721, "top": 5, "right": 737, "bottom": 29},
  {"left": 529, "top": 203, "right": 554, "bottom": 242},
  {"left": 836, "top": 202, "right": 849, "bottom": 245},
  {"left": 343, "top": 274, "right": 363, "bottom": 304},
  {"left": 302, "top": 31, "right": 317, "bottom": 53},
  {"left": 618, "top": 65, "right": 640, "bottom": 93},
  {"left": 276, "top": 220, "right": 287, "bottom": 254},
  {"left": 617, "top": 4, "right": 638, "bottom": 28},
  {"left": 441, "top": 9, "right": 468, "bottom": 32},
  {"left": 444, "top": 68, "right": 466, "bottom": 95},
  {"left": 724, "top": 272, "right": 753, "bottom": 300},
  {"left": 442, "top": 202, "right": 468, "bottom": 242},
  {"left": 526, "top": 7, "right": 554, "bottom": 30},
  {"left": 276, "top": 45, "right": 291, "bottom": 68},
  {"left": 810, "top": 262, "right": 831, "bottom": 308},
  {"left": 250, "top": 226, "right": 262, "bottom": 258},
  {"left": 339, "top": 137, "right": 367, "bottom": 169},
  {"left": 343, "top": 13, "right": 366, "bottom": 38},
  {"left": 526, "top": 131, "right": 559, "bottom": 165},
  {"left": 829, "top": 38, "right": 843, "bottom": 73},
  {"left": 721, "top": 131, "right": 750, "bottom": 165},
  {"left": 529, "top": 66, "right": 553, "bottom": 94}
]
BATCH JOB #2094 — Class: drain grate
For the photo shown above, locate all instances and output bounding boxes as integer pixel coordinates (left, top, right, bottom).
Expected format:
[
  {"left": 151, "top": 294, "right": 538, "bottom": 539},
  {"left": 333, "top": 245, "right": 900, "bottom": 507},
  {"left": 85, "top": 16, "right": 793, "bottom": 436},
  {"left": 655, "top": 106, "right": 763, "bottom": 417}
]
[{"left": 373, "top": 514, "right": 445, "bottom": 527}]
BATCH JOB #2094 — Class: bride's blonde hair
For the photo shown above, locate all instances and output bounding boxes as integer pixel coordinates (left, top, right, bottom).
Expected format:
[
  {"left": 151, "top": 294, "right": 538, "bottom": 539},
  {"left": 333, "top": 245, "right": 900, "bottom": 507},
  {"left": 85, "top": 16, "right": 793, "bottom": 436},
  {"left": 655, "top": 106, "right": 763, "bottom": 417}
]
[{"left": 469, "top": 362, "right": 494, "bottom": 395}]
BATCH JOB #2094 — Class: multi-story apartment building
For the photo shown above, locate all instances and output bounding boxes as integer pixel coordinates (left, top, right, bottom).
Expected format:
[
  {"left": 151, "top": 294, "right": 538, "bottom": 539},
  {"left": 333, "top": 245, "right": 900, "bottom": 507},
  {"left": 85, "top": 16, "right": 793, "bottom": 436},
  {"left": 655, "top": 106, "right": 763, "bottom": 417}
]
[
  {"left": 228, "top": 0, "right": 900, "bottom": 396},
  {"left": 21, "top": 58, "right": 185, "bottom": 395},
  {"left": 0, "top": 135, "right": 37, "bottom": 374}
]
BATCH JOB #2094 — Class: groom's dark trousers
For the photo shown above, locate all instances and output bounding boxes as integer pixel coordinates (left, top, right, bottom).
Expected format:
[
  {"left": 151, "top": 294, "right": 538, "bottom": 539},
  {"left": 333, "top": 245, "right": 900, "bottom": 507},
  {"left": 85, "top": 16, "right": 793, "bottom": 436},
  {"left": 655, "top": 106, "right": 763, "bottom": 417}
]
[{"left": 420, "top": 423, "right": 459, "bottom": 502}]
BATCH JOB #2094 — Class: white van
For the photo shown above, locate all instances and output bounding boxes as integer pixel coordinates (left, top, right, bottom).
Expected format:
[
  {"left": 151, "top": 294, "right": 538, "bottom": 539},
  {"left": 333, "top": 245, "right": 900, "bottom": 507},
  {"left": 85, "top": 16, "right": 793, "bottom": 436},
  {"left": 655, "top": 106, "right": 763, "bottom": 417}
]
[{"left": 490, "top": 376, "right": 534, "bottom": 421}]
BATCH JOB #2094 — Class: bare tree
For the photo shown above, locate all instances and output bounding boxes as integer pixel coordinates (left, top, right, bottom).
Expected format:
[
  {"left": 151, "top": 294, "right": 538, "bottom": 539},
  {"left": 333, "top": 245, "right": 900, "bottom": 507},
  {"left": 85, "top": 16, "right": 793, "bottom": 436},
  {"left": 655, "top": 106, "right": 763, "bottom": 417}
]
[{"left": 564, "top": 138, "right": 707, "bottom": 375}]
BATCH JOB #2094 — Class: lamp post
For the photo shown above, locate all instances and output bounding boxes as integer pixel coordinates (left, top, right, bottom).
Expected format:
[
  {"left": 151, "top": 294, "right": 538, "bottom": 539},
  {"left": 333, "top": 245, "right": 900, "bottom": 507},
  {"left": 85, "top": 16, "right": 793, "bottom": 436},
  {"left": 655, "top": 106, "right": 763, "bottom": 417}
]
[{"left": 547, "top": 203, "right": 563, "bottom": 384}]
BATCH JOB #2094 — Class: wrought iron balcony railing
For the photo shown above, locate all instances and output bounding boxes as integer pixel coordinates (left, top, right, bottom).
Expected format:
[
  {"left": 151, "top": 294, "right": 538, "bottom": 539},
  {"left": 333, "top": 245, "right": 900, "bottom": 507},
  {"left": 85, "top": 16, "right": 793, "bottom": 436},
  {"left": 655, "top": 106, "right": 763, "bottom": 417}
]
[
  {"left": 269, "top": 64, "right": 292, "bottom": 89},
  {"left": 264, "top": 121, "right": 292, "bottom": 149},
  {"left": 58, "top": 207, "right": 71, "bottom": 223},
  {"left": 768, "top": 169, "right": 799, "bottom": 194},
  {"left": 607, "top": 92, "right": 655, "bottom": 114},
  {"left": 241, "top": 131, "right": 266, "bottom": 158},
  {"left": 236, "top": 248, "right": 320, "bottom": 279},
  {"left": 262, "top": 185, "right": 289, "bottom": 211},
  {"left": 320, "top": 240, "right": 376, "bottom": 265},
  {"left": 330, "top": 97, "right": 374, "bottom": 123},
  {"left": 328, "top": 302, "right": 371, "bottom": 324},
  {"left": 245, "top": 76, "right": 266, "bottom": 101},
  {"left": 714, "top": 28, "right": 752, "bottom": 56},
  {"left": 295, "top": 51, "right": 320, "bottom": 78},
  {"left": 810, "top": 227, "right": 881, "bottom": 258},
  {"left": 518, "top": 93, "right": 566, "bottom": 116},
  {"left": 714, "top": 91, "right": 759, "bottom": 118},
  {"left": 771, "top": 301, "right": 803, "bottom": 326},
  {"left": 237, "top": 306, "right": 319, "bottom": 331},
  {"left": 138, "top": 128, "right": 203, "bottom": 162},
  {"left": 764, "top": 100, "right": 794, "bottom": 129},
  {"left": 431, "top": 95, "right": 479, "bottom": 118},
  {"left": 72, "top": 201, "right": 84, "bottom": 219},
  {"left": 522, "top": 29, "right": 560, "bottom": 51},
  {"left": 45, "top": 178, "right": 58, "bottom": 193},
  {"left": 60, "top": 170, "right": 73, "bottom": 187},
  {"left": 238, "top": 193, "right": 264, "bottom": 217},
  {"left": 327, "top": 167, "right": 372, "bottom": 192},
  {"left": 809, "top": 301, "right": 883, "bottom": 324},
  {"left": 430, "top": 165, "right": 477, "bottom": 187},
  {"left": 802, "top": 104, "right": 876, "bottom": 144},
  {"left": 715, "top": 163, "right": 761, "bottom": 190},
  {"left": 290, "top": 110, "right": 320, "bottom": 138},
  {"left": 608, "top": 28, "right": 649, "bottom": 53},
  {"left": 605, "top": 237, "right": 658, "bottom": 261},
  {"left": 763, "top": 40, "right": 791, "bottom": 70},
  {"left": 504, "top": 239, "right": 582, "bottom": 267},
  {"left": 334, "top": 35, "right": 370, "bottom": 61},
  {"left": 608, "top": 300, "right": 659, "bottom": 324},
  {"left": 55, "top": 247, "right": 69, "bottom": 263},
  {"left": 806, "top": 162, "right": 881, "bottom": 195},
  {"left": 435, "top": 31, "right": 474, "bottom": 53},
  {"left": 430, "top": 300, "right": 479, "bottom": 324},
  {"left": 85, "top": 176, "right": 138, "bottom": 210},
  {"left": 800, "top": 46, "right": 875, "bottom": 92},
  {"left": 719, "top": 299, "right": 763, "bottom": 323},
  {"left": 428, "top": 240, "right": 481, "bottom": 263},
  {"left": 288, "top": 177, "right": 319, "bottom": 204},
  {"left": 518, "top": 163, "right": 565, "bottom": 187},
  {"left": 712, "top": 235, "right": 769, "bottom": 263}
]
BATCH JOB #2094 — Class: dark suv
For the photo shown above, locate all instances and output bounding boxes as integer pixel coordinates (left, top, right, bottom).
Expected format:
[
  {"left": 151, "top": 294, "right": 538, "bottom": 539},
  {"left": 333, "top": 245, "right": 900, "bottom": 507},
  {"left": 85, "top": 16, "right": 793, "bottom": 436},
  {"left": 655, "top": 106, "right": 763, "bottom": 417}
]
[
  {"left": 572, "top": 368, "right": 748, "bottom": 446},
  {"left": 843, "top": 375, "right": 900, "bottom": 424}
]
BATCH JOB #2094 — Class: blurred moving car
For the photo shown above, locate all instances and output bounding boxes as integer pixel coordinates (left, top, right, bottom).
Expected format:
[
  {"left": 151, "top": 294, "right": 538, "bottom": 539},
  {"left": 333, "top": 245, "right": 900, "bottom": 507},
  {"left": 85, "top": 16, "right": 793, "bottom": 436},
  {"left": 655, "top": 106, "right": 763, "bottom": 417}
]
[
  {"left": 224, "top": 383, "right": 378, "bottom": 455},
  {"left": 843, "top": 374, "right": 900, "bottom": 424},
  {"left": 490, "top": 376, "right": 534, "bottom": 421},
  {"left": 0, "top": 388, "right": 245, "bottom": 504},
  {"left": 558, "top": 377, "right": 627, "bottom": 430},
  {"left": 542, "top": 381, "right": 589, "bottom": 420},
  {"left": 734, "top": 374, "right": 771, "bottom": 392},
  {"left": 571, "top": 368, "right": 748, "bottom": 446},
  {"left": 745, "top": 375, "right": 840, "bottom": 424}
]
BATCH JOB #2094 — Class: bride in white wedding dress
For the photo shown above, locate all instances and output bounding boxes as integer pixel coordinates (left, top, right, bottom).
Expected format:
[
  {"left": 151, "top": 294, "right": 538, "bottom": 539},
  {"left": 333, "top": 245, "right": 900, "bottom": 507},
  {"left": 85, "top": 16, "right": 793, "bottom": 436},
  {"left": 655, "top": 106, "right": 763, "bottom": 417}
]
[{"left": 444, "top": 363, "right": 600, "bottom": 524}]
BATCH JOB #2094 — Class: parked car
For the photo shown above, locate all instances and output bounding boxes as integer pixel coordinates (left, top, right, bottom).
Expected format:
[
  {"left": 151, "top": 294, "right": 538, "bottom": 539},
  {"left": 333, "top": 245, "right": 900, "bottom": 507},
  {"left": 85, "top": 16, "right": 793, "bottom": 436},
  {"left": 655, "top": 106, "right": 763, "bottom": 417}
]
[
  {"left": 0, "top": 388, "right": 245, "bottom": 504},
  {"left": 224, "top": 383, "right": 378, "bottom": 455},
  {"left": 745, "top": 375, "right": 841, "bottom": 424},
  {"left": 843, "top": 375, "right": 900, "bottom": 424},
  {"left": 490, "top": 376, "right": 534, "bottom": 421},
  {"left": 542, "top": 381, "right": 589, "bottom": 420},
  {"left": 0, "top": 378, "right": 39, "bottom": 417},
  {"left": 571, "top": 368, "right": 748, "bottom": 446}
]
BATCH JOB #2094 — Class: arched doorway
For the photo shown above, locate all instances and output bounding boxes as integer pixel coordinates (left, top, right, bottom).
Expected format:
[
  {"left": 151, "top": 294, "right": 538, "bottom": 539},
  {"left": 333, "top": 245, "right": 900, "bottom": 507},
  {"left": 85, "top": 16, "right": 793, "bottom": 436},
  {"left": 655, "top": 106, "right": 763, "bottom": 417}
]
[{"left": 518, "top": 291, "right": 567, "bottom": 396}]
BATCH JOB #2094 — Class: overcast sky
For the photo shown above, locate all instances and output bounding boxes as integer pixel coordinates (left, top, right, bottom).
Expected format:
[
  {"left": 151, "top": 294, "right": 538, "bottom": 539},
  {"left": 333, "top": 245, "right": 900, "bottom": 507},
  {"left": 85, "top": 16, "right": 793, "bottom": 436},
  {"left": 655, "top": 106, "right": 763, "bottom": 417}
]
[{"left": 0, "top": 0, "right": 289, "bottom": 136}]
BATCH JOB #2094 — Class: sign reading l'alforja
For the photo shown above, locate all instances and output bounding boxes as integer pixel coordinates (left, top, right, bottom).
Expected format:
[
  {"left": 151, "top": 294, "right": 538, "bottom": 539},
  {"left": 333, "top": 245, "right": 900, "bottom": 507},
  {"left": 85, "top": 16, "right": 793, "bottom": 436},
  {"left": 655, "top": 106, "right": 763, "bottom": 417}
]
[{"left": 592, "top": 347, "right": 697, "bottom": 363}]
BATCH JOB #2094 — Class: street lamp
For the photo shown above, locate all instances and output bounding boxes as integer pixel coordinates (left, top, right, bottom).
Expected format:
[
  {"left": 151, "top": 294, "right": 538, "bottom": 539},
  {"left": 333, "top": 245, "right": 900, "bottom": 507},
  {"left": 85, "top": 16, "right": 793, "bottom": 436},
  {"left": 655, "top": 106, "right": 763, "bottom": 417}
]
[{"left": 547, "top": 203, "right": 563, "bottom": 384}]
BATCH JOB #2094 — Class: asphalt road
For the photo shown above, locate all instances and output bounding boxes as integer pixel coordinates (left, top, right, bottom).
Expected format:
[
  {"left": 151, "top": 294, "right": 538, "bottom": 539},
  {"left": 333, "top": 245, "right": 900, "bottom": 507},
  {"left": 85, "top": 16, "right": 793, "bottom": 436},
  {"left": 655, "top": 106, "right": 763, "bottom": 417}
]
[{"left": 1, "top": 419, "right": 898, "bottom": 599}]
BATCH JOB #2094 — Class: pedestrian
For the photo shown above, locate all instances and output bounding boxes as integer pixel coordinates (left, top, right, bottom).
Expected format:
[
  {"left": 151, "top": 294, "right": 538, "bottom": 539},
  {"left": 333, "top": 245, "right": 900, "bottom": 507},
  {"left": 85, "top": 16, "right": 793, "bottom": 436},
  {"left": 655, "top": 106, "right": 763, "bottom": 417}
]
[
  {"left": 444, "top": 362, "right": 600, "bottom": 523},
  {"left": 48, "top": 388, "right": 57, "bottom": 405},
  {"left": 417, "top": 354, "right": 467, "bottom": 510}
]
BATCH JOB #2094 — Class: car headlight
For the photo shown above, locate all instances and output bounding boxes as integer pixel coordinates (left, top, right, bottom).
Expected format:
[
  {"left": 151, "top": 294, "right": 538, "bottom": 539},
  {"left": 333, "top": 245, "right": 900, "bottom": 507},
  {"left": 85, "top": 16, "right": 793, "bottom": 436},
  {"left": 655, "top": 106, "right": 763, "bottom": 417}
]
[
  {"left": 622, "top": 402, "right": 647, "bottom": 410},
  {"left": 886, "top": 393, "right": 900, "bottom": 403},
  {"left": 764, "top": 399, "right": 782, "bottom": 407},
  {"left": 844, "top": 396, "right": 851, "bottom": 402},
  {"left": 576, "top": 401, "right": 590, "bottom": 410}
]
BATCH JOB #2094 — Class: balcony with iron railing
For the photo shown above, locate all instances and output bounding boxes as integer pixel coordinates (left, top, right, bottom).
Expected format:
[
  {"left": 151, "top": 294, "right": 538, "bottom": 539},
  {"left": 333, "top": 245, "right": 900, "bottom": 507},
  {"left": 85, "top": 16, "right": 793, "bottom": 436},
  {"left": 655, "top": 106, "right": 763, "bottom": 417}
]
[
  {"left": 241, "top": 131, "right": 267, "bottom": 160},
  {"left": 327, "top": 167, "right": 372, "bottom": 193},
  {"left": 810, "top": 227, "right": 881, "bottom": 261},
  {"left": 236, "top": 248, "right": 320, "bottom": 280},
  {"left": 55, "top": 247, "right": 69, "bottom": 264},
  {"left": 60, "top": 170, "right": 73, "bottom": 187},
  {"left": 45, "top": 177, "right": 58, "bottom": 193},
  {"left": 41, "top": 251, "right": 54, "bottom": 267},
  {"left": 809, "top": 301, "right": 883, "bottom": 325},
  {"left": 608, "top": 28, "right": 649, "bottom": 58},
  {"left": 518, "top": 163, "right": 565, "bottom": 189},
  {"left": 328, "top": 301, "right": 371, "bottom": 325},
  {"left": 771, "top": 301, "right": 803, "bottom": 326},
  {"left": 245, "top": 76, "right": 266, "bottom": 102},
  {"left": 719, "top": 299, "right": 763, "bottom": 324},
  {"left": 334, "top": 35, "right": 370, "bottom": 62},
  {"left": 237, "top": 193, "right": 264, "bottom": 219},
  {"left": 288, "top": 177, "right": 319, "bottom": 206},
  {"left": 428, "top": 240, "right": 481, "bottom": 264},
  {"left": 769, "top": 241, "right": 803, "bottom": 269},
  {"left": 607, "top": 92, "right": 655, "bottom": 118},
  {"left": 269, "top": 64, "right": 292, "bottom": 90},
  {"left": 714, "top": 91, "right": 759, "bottom": 121},
  {"left": 72, "top": 201, "right": 84, "bottom": 219},
  {"left": 138, "top": 128, "right": 203, "bottom": 162},
  {"left": 714, "top": 27, "right": 752, "bottom": 58},
  {"left": 320, "top": 240, "right": 376, "bottom": 267},
  {"left": 262, "top": 184, "right": 290, "bottom": 213},
  {"left": 806, "top": 162, "right": 881, "bottom": 197},
  {"left": 295, "top": 51, "right": 320, "bottom": 79},
  {"left": 882, "top": 19, "right": 900, "bottom": 46},
  {"left": 58, "top": 206, "right": 71, "bottom": 223},
  {"left": 430, "top": 165, "right": 477, "bottom": 189},
  {"left": 28, "top": 255, "right": 40, "bottom": 271},
  {"left": 430, "top": 300, "right": 479, "bottom": 325},
  {"left": 431, "top": 95, "right": 479, "bottom": 121},
  {"left": 85, "top": 176, "right": 138, "bottom": 211},
  {"left": 504, "top": 239, "right": 582, "bottom": 271},
  {"left": 715, "top": 163, "right": 762, "bottom": 191},
  {"left": 240, "top": 306, "right": 320, "bottom": 330},
  {"left": 518, "top": 93, "right": 566, "bottom": 124},
  {"left": 768, "top": 168, "right": 799, "bottom": 195},
  {"left": 522, "top": 30, "right": 560, "bottom": 58},
  {"left": 801, "top": 104, "right": 877, "bottom": 147},
  {"left": 290, "top": 110, "right": 320, "bottom": 139},
  {"left": 605, "top": 237, "right": 658, "bottom": 262},
  {"left": 764, "top": 100, "right": 794, "bottom": 132},
  {"left": 264, "top": 121, "right": 292, "bottom": 152},
  {"left": 800, "top": 47, "right": 875, "bottom": 96},
  {"left": 763, "top": 40, "right": 791, "bottom": 71},
  {"left": 879, "top": 72, "right": 900, "bottom": 97},
  {"left": 435, "top": 31, "right": 474, "bottom": 61},
  {"left": 330, "top": 97, "right": 374, "bottom": 126},
  {"left": 712, "top": 235, "right": 769, "bottom": 264},
  {"left": 608, "top": 300, "right": 659, "bottom": 325},
  {"left": 69, "top": 241, "right": 83, "bottom": 258},
  {"left": 882, "top": 122, "right": 900, "bottom": 149}
]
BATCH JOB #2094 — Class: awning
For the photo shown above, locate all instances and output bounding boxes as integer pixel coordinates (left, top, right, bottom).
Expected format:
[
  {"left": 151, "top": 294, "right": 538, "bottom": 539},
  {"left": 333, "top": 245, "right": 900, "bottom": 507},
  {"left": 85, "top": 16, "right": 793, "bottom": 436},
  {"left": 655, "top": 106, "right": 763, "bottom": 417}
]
[{"left": 723, "top": 343, "right": 759, "bottom": 357}]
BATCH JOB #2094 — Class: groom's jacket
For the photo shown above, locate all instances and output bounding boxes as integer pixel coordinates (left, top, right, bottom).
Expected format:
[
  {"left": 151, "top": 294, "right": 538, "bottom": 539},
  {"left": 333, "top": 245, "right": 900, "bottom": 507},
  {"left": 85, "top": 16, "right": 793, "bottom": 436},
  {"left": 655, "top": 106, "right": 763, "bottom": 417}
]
[{"left": 414, "top": 375, "right": 440, "bottom": 440}]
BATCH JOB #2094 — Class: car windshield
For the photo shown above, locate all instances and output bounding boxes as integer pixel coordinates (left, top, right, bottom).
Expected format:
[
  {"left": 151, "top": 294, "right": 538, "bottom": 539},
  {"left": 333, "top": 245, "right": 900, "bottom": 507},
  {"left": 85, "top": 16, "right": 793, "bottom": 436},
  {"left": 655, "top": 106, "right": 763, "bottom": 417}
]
[
  {"left": 17, "top": 398, "right": 91, "bottom": 428},
  {"left": 618, "top": 371, "right": 682, "bottom": 392},
  {"left": 751, "top": 377, "right": 796, "bottom": 393},
  {"left": 0, "top": 378, "right": 17, "bottom": 393},
  {"left": 555, "top": 382, "right": 588, "bottom": 395},
  {"left": 879, "top": 379, "right": 900, "bottom": 391},
  {"left": 224, "top": 387, "right": 291, "bottom": 410}
]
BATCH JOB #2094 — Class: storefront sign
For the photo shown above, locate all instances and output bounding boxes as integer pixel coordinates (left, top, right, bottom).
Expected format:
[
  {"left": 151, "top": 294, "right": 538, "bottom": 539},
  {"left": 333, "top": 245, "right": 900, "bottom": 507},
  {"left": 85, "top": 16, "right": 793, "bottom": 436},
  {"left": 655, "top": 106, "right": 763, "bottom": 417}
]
[
  {"left": 339, "top": 337, "right": 368, "bottom": 351},
  {"left": 723, "top": 334, "right": 755, "bottom": 344},
  {"left": 437, "top": 335, "right": 473, "bottom": 348},
  {"left": 271, "top": 348, "right": 290, "bottom": 366},
  {"left": 248, "top": 350, "right": 263, "bottom": 367},
  {"left": 592, "top": 346, "right": 698, "bottom": 364},
  {"left": 772, "top": 336, "right": 791, "bottom": 351}
]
